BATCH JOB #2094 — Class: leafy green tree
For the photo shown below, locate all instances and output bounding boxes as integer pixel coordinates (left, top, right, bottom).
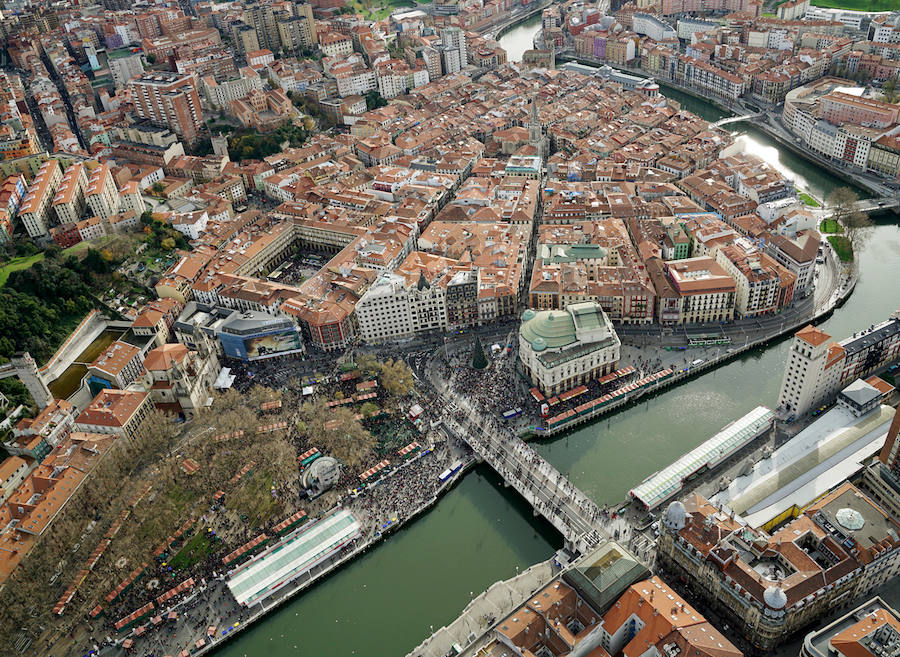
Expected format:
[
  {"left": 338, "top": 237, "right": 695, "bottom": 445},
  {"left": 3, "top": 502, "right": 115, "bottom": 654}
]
[{"left": 365, "top": 90, "right": 388, "bottom": 110}]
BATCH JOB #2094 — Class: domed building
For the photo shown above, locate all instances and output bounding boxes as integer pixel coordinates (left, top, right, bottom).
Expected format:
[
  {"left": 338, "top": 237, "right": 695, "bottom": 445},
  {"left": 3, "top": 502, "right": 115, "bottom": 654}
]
[
  {"left": 518, "top": 302, "right": 620, "bottom": 396},
  {"left": 661, "top": 500, "right": 688, "bottom": 532}
]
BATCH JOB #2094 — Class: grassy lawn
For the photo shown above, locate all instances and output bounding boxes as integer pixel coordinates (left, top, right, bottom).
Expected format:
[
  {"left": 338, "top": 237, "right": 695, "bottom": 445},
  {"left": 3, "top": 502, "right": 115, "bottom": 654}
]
[
  {"left": 798, "top": 192, "right": 820, "bottom": 208},
  {"left": 828, "top": 235, "right": 853, "bottom": 262},
  {"left": 170, "top": 530, "right": 219, "bottom": 570},
  {"left": 349, "top": 0, "right": 414, "bottom": 19},
  {"left": 811, "top": 0, "right": 897, "bottom": 9},
  {"left": 819, "top": 219, "right": 843, "bottom": 234},
  {"left": 0, "top": 253, "right": 44, "bottom": 286},
  {"left": 226, "top": 470, "right": 281, "bottom": 527}
]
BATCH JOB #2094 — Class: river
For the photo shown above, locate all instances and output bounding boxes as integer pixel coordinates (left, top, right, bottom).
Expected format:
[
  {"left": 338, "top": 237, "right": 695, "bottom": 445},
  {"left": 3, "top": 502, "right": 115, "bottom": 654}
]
[
  {"left": 213, "top": 23, "right": 900, "bottom": 657},
  {"left": 497, "top": 14, "right": 542, "bottom": 63}
]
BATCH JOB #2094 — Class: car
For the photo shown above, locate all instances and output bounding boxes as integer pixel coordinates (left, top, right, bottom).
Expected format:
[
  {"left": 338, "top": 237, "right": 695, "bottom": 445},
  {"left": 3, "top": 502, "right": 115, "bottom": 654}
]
[{"left": 137, "top": 263, "right": 146, "bottom": 272}]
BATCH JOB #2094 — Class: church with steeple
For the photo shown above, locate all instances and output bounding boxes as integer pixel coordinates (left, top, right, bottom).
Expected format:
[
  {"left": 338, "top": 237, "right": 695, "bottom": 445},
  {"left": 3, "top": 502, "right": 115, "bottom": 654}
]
[
  {"left": 528, "top": 95, "right": 548, "bottom": 160},
  {"left": 139, "top": 327, "right": 220, "bottom": 419}
]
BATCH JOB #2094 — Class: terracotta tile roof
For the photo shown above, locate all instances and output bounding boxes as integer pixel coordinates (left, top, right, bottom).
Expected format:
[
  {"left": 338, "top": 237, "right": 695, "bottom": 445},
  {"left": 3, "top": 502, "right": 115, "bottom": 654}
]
[{"left": 795, "top": 324, "right": 832, "bottom": 348}]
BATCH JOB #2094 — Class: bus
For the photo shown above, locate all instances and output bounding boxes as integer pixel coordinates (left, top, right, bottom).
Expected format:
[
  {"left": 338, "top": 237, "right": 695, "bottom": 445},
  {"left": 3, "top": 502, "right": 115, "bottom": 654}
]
[
  {"left": 502, "top": 408, "right": 523, "bottom": 421},
  {"left": 439, "top": 460, "right": 464, "bottom": 482}
]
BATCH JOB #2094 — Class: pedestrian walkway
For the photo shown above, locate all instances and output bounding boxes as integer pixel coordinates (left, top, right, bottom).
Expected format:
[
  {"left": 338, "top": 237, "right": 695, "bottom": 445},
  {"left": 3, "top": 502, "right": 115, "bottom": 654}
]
[{"left": 441, "top": 391, "right": 608, "bottom": 555}]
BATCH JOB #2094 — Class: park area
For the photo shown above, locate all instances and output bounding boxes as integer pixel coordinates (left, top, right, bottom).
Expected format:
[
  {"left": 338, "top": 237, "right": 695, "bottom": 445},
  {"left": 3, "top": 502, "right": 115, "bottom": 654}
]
[
  {"left": 798, "top": 192, "right": 820, "bottom": 208},
  {"left": 828, "top": 234, "right": 854, "bottom": 262},
  {"left": 0, "top": 253, "right": 43, "bottom": 286},
  {"left": 819, "top": 219, "right": 843, "bottom": 234}
]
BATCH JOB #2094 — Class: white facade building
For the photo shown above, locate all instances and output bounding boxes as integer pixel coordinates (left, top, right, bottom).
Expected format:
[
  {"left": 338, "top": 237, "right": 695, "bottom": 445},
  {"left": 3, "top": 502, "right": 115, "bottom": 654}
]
[
  {"left": 355, "top": 271, "right": 447, "bottom": 342},
  {"left": 518, "top": 302, "right": 620, "bottom": 396},
  {"left": 633, "top": 13, "right": 676, "bottom": 41}
]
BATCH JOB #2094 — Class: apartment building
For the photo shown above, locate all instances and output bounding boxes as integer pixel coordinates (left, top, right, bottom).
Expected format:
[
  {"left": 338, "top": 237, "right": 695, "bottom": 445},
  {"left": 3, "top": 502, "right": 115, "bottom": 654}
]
[
  {"left": 320, "top": 32, "right": 353, "bottom": 58},
  {"left": 108, "top": 50, "right": 144, "bottom": 88},
  {"left": 130, "top": 72, "right": 204, "bottom": 144},
  {"left": 85, "top": 164, "right": 121, "bottom": 219},
  {"left": 19, "top": 159, "right": 62, "bottom": 237},
  {"left": 778, "top": 314, "right": 900, "bottom": 418},
  {"left": 764, "top": 229, "right": 819, "bottom": 292},
  {"left": 278, "top": 4, "right": 316, "bottom": 52},
  {"left": 664, "top": 256, "right": 736, "bottom": 324},
  {"left": 716, "top": 243, "right": 796, "bottom": 317},
  {"left": 202, "top": 69, "right": 263, "bottom": 110},
  {"left": 777, "top": 325, "right": 844, "bottom": 418},
  {"left": 355, "top": 255, "right": 450, "bottom": 342},
  {"left": 51, "top": 162, "right": 89, "bottom": 225}
]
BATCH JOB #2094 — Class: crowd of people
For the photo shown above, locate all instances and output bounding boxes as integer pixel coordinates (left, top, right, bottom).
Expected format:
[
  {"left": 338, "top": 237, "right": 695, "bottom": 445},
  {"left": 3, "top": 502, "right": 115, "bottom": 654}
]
[{"left": 346, "top": 444, "right": 457, "bottom": 534}]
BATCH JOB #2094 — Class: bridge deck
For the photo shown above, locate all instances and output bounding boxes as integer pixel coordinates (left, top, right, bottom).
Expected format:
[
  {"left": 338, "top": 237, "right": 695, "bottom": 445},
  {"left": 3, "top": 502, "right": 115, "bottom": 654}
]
[{"left": 443, "top": 394, "right": 605, "bottom": 552}]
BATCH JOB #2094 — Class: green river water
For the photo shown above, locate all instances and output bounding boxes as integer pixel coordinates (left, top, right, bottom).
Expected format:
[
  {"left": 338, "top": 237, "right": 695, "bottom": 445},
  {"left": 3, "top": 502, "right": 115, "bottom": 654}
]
[{"left": 214, "top": 28, "right": 900, "bottom": 657}]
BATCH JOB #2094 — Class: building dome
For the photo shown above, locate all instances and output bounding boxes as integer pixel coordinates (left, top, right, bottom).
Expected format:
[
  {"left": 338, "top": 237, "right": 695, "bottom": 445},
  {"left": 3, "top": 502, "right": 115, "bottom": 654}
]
[
  {"left": 662, "top": 500, "right": 687, "bottom": 531},
  {"left": 764, "top": 586, "right": 787, "bottom": 610},
  {"left": 521, "top": 309, "right": 536, "bottom": 322},
  {"left": 835, "top": 508, "right": 865, "bottom": 531},
  {"left": 519, "top": 309, "right": 578, "bottom": 352},
  {"left": 302, "top": 456, "right": 341, "bottom": 494}
]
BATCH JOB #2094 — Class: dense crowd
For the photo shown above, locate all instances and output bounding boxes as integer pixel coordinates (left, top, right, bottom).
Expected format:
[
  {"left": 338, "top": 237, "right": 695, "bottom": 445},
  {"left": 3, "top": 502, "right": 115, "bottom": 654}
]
[{"left": 347, "top": 445, "right": 456, "bottom": 531}]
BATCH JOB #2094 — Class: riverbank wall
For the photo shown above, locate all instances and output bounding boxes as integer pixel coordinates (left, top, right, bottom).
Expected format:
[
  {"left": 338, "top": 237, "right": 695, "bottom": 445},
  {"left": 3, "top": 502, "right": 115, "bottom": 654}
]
[
  {"left": 489, "top": 1, "right": 551, "bottom": 40},
  {"left": 528, "top": 248, "right": 855, "bottom": 439},
  {"left": 406, "top": 559, "right": 556, "bottom": 657}
]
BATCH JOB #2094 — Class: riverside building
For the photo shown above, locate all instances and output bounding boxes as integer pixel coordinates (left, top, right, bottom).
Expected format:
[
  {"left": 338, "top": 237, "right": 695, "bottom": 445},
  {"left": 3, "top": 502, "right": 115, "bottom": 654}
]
[
  {"left": 656, "top": 481, "right": 900, "bottom": 652},
  {"left": 518, "top": 302, "right": 620, "bottom": 396},
  {"left": 778, "top": 314, "right": 900, "bottom": 419}
]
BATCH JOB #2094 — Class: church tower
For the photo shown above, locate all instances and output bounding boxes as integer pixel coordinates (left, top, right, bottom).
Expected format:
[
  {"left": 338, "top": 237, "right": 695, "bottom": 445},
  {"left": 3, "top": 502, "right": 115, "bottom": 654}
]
[{"left": 528, "top": 95, "right": 548, "bottom": 159}]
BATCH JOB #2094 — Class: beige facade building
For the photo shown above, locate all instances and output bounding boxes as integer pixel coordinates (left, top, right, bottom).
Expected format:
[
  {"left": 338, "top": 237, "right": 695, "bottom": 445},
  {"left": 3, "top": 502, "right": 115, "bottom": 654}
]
[
  {"left": 51, "top": 162, "right": 89, "bottom": 225},
  {"left": 85, "top": 163, "right": 121, "bottom": 219},
  {"left": 518, "top": 302, "right": 621, "bottom": 396},
  {"left": 664, "top": 256, "right": 736, "bottom": 324},
  {"left": 19, "top": 159, "right": 62, "bottom": 237},
  {"left": 656, "top": 482, "right": 900, "bottom": 652}
]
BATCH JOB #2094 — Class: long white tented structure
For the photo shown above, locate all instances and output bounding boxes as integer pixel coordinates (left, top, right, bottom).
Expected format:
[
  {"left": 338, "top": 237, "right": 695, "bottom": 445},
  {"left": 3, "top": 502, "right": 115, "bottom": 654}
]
[
  {"left": 629, "top": 405, "right": 774, "bottom": 510},
  {"left": 227, "top": 509, "right": 361, "bottom": 607}
]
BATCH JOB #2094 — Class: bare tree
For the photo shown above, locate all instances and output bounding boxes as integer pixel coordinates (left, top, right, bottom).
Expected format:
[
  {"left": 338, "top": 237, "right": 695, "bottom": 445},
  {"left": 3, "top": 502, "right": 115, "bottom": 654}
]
[{"left": 826, "top": 187, "right": 872, "bottom": 248}]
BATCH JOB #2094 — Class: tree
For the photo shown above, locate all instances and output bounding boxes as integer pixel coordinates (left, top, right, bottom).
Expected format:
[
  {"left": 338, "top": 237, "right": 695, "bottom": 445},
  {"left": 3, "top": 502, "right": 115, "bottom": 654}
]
[
  {"left": 826, "top": 187, "right": 872, "bottom": 246},
  {"left": 151, "top": 182, "right": 165, "bottom": 195},
  {"left": 472, "top": 336, "right": 489, "bottom": 370},
  {"left": 882, "top": 79, "right": 898, "bottom": 104},
  {"left": 378, "top": 358, "right": 413, "bottom": 397},
  {"left": 296, "top": 400, "right": 375, "bottom": 470},
  {"left": 365, "top": 90, "right": 388, "bottom": 110},
  {"left": 360, "top": 401, "right": 379, "bottom": 417}
]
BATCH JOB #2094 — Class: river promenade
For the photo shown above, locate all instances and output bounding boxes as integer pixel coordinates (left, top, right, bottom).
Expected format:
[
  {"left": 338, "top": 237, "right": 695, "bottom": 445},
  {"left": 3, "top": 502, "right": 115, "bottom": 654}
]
[{"left": 94, "top": 443, "right": 477, "bottom": 657}]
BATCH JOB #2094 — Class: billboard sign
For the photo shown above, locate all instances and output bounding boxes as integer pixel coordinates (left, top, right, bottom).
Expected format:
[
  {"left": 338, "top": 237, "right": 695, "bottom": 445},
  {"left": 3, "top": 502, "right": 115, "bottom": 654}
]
[{"left": 243, "top": 328, "right": 303, "bottom": 360}]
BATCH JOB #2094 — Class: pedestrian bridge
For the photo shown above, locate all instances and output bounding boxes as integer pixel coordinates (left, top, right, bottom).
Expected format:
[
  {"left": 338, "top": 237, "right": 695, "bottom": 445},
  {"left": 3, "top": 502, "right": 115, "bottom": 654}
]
[
  {"left": 850, "top": 197, "right": 900, "bottom": 213},
  {"left": 441, "top": 393, "right": 607, "bottom": 554},
  {"left": 712, "top": 113, "right": 764, "bottom": 128}
]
